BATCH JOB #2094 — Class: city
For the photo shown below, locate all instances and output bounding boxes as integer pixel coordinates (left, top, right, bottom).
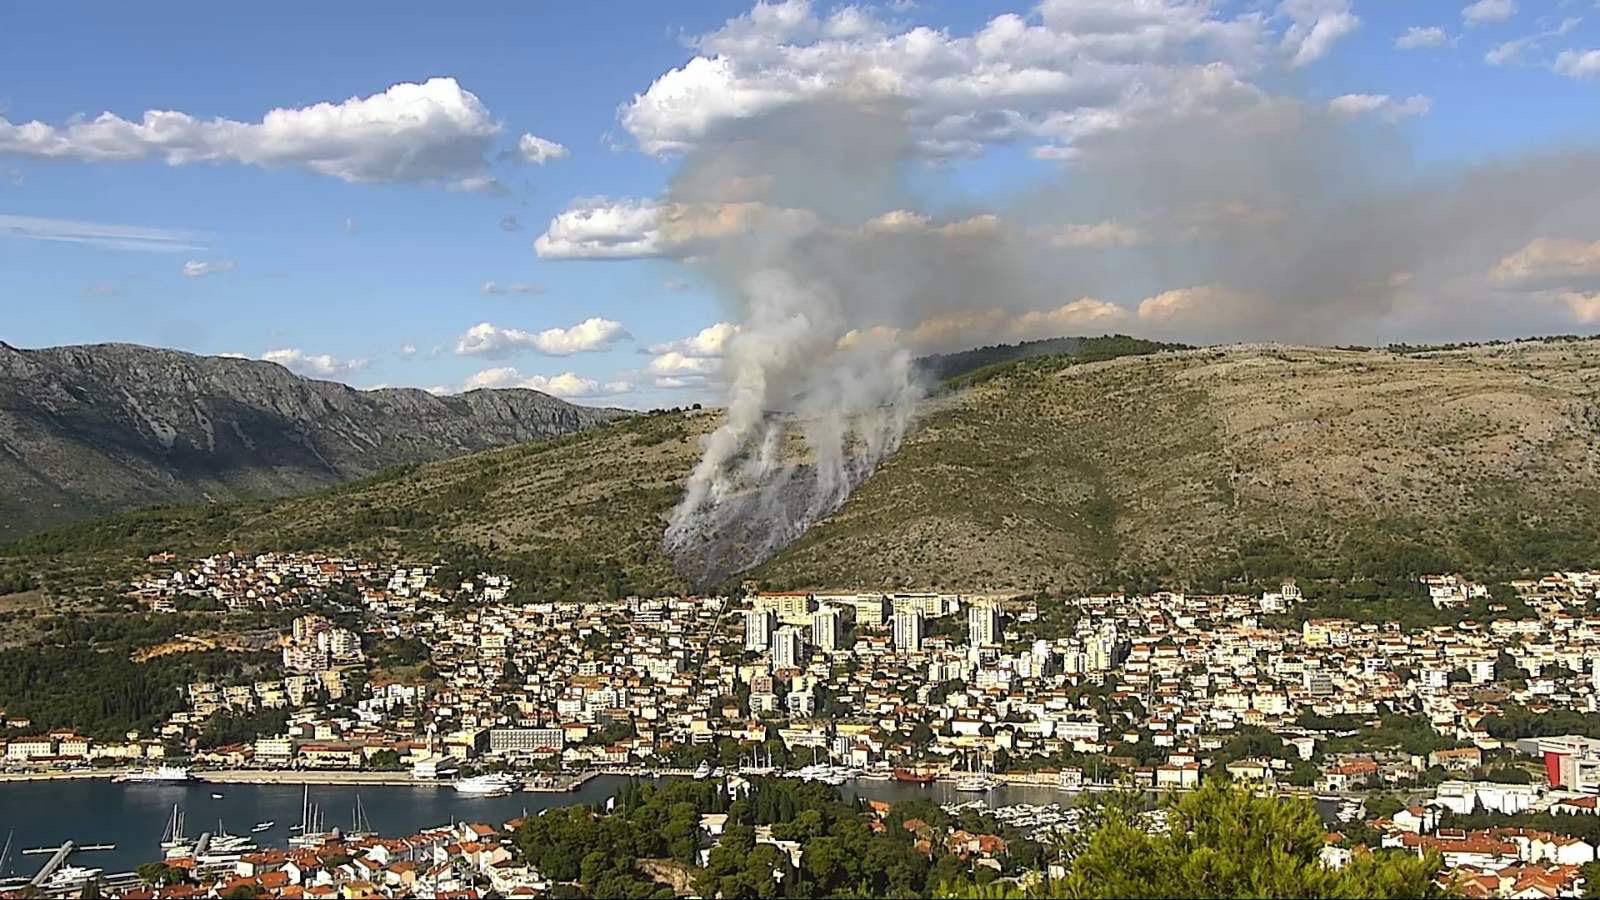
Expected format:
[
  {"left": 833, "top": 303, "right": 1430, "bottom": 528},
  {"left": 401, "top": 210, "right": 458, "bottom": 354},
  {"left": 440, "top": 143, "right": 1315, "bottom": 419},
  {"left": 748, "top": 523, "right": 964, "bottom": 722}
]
[{"left": 5, "top": 550, "right": 1600, "bottom": 895}]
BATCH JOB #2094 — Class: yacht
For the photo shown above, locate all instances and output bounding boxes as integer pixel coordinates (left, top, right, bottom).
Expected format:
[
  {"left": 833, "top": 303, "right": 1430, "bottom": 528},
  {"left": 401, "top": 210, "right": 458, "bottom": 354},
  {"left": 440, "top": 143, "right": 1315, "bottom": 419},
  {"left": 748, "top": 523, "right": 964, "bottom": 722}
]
[
  {"left": 454, "top": 773, "right": 521, "bottom": 796},
  {"left": 119, "top": 765, "right": 192, "bottom": 783},
  {"left": 954, "top": 773, "right": 1001, "bottom": 793},
  {"left": 691, "top": 761, "right": 713, "bottom": 780},
  {"left": 158, "top": 803, "right": 189, "bottom": 854},
  {"left": 45, "top": 865, "right": 101, "bottom": 890},
  {"left": 251, "top": 821, "right": 274, "bottom": 833}
]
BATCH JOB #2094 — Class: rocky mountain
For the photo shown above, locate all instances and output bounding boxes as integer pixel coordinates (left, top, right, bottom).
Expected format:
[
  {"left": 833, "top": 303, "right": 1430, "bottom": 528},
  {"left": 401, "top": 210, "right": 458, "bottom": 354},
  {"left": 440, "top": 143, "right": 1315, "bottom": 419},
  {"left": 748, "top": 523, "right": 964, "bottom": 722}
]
[
  {"left": 12, "top": 337, "right": 1600, "bottom": 604},
  {"left": 0, "top": 341, "right": 630, "bottom": 538}
]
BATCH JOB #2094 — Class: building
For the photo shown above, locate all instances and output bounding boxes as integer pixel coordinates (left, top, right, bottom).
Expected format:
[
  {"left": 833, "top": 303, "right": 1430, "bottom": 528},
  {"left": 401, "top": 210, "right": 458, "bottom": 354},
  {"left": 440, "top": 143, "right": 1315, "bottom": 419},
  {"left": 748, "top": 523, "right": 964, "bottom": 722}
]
[
  {"left": 894, "top": 610, "right": 924, "bottom": 654},
  {"left": 812, "top": 607, "right": 846, "bottom": 654},
  {"left": 745, "top": 609, "right": 777, "bottom": 653},
  {"left": 488, "top": 728, "right": 565, "bottom": 756},
  {"left": 772, "top": 626, "right": 805, "bottom": 670},
  {"left": 967, "top": 601, "right": 1001, "bottom": 647}
]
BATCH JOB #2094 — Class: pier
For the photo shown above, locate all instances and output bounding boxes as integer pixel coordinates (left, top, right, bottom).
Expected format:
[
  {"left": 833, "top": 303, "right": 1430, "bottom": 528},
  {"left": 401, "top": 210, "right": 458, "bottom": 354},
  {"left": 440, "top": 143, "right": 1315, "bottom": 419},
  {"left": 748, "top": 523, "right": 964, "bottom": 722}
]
[{"left": 27, "top": 841, "right": 73, "bottom": 888}]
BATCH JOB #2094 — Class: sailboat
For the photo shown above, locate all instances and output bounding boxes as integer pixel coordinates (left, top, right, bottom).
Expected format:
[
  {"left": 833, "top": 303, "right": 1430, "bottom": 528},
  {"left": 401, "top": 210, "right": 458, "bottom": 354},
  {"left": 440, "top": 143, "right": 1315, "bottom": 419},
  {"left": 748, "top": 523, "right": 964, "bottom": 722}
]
[
  {"left": 348, "top": 793, "right": 375, "bottom": 838},
  {"left": 160, "top": 803, "right": 194, "bottom": 858},
  {"left": 288, "top": 785, "right": 330, "bottom": 847}
]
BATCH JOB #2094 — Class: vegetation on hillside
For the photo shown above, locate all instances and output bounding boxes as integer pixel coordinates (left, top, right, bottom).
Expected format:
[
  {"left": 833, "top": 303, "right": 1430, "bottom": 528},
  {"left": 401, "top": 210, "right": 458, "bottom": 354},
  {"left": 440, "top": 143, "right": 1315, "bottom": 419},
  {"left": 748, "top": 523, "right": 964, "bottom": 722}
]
[{"left": 7, "top": 339, "right": 1600, "bottom": 601}]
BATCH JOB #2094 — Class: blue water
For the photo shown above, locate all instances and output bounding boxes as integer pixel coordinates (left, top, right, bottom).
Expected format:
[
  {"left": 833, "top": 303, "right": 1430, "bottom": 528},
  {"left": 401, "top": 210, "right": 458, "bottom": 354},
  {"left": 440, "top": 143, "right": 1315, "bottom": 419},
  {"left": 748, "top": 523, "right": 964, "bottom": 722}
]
[{"left": 0, "top": 776, "right": 1246, "bottom": 879}]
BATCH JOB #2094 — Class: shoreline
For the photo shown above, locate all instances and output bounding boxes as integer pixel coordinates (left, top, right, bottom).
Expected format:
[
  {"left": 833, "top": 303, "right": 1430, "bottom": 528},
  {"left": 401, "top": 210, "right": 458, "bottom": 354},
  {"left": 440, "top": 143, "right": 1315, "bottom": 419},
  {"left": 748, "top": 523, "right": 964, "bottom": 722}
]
[{"left": 0, "top": 768, "right": 596, "bottom": 789}]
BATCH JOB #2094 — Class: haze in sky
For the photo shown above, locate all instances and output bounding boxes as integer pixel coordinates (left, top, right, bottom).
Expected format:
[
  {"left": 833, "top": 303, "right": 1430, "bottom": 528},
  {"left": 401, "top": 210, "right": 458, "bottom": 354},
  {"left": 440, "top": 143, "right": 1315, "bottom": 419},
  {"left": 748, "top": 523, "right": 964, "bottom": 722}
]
[{"left": 4, "top": 0, "right": 1600, "bottom": 410}]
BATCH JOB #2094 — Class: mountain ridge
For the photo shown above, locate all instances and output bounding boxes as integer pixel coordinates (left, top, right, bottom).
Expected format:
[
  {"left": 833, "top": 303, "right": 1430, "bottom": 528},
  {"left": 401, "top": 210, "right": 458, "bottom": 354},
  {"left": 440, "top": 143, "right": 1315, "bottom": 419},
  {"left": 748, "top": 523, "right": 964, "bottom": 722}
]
[{"left": 0, "top": 340, "right": 631, "bottom": 537}]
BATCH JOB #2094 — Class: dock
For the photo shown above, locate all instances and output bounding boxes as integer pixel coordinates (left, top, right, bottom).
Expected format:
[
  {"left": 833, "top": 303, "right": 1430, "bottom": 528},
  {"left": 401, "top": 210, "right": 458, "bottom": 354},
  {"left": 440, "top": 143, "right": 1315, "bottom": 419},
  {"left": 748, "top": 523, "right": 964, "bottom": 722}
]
[{"left": 27, "top": 841, "right": 73, "bottom": 888}]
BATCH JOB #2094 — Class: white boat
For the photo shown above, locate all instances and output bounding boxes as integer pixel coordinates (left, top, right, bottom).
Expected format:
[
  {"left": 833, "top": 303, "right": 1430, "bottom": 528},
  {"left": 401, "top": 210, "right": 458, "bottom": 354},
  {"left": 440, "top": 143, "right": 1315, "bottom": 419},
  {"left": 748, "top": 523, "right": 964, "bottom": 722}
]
[
  {"left": 454, "top": 773, "right": 521, "bottom": 796},
  {"left": 158, "top": 803, "right": 188, "bottom": 851},
  {"left": 251, "top": 821, "right": 274, "bottom": 833},
  {"left": 210, "top": 792, "right": 223, "bottom": 799},
  {"left": 45, "top": 865, "right": 101, "bottom": 889},
  {"left": 954, "top": 774, "right": 1001, "bottom": 793},
  {"left": 691, "top": 761, "right": 713, "bottom": 780},
  {"left": 119, "top": 765, "right": 192, "bottom": 783}
]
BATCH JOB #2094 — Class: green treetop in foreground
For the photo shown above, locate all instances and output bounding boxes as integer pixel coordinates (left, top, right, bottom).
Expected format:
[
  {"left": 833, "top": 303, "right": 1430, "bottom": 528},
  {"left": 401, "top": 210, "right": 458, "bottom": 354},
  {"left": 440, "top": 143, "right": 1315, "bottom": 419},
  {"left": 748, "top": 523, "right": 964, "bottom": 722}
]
[{"left": 1037, "top": 779, "right": 1450, "bottom": 899}]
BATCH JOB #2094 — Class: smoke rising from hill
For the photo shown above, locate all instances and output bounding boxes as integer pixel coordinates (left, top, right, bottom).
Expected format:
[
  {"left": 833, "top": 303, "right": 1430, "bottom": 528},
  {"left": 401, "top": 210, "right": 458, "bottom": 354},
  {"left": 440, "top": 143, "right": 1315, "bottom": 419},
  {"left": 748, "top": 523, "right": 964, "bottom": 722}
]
[{"left": 659, "top": 91, "right": 1600, "bottom": 581}]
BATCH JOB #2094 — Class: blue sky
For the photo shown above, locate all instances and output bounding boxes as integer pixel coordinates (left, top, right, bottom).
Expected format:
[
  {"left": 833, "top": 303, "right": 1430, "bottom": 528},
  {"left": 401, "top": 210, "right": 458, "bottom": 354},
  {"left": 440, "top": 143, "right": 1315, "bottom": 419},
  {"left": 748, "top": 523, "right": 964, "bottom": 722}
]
[{"left": 3, "top": 0, "right": 1599, "bottom": 406}]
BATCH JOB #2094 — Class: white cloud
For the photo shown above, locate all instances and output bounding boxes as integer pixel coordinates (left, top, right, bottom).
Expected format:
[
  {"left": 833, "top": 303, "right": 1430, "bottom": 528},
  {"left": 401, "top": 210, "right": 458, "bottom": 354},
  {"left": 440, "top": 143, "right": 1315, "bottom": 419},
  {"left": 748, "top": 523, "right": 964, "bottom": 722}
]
[
  {"left": 182, "top": 259, "right": 235, "bottom": 277},
  {"left": 621, "top": 0, "right": 1287, "bottom": 159},
  {"left": 453, "top": 318, "right": 629, "bottom": 358},
  {"left": 398, "top": 343, "right": 418, "bottom": 358},
  {"left": 1395, "top": 26, "right": 1450, "bottom": 49},
  {"left": 517, "top": 133, "right": 569, "bottom": 164},
  {"left": 261, "top": 348, "right": 370, "bottom": 378},
  {"left": 647, "top": 322, "right": 739, "bottom": 357},
  {"left": 1135, "top": 285, "right": 1257, "bottom": 324},
  {"left": 0, "top": 78, "right": 504, "bottom": 189},
  {"left": 1491, "top": 237, "right": 1600, "bottom": 289},
  {"left": 1558, "top": 292, "right": 1600, "bottom": 322},
  {"left": 480, "top": 280, "right": 544, "bottom": 295},
  {"left": 534, "top": 197, "right": 664, "bottom": 259},
  {"left": 1327, "top": 93, "right": 1432, "bottom": 121},
  {"left": 1555, "top": 49, "right": 1600, "bottom": 80},
  {"left": 1487, "top": 36, "right": 1536, "bottom": 65},
  {"left": 1010, "top": 298, "right": 1131, "bottom": 335},
  {"left": 1047, "top": 220, "right": 1143, "bottom": 248},
  {"left": 647, "top": 351, "right": 723, "bottom": 378},
  {"left": 1280, "top": 0, "right": 1362, "bottom": 68},
  {"left": 1462, "top": 0, "right": 1516, "bottom": 26},
  {"left": 0, "top": 213, "right": 204, "bottom": 252},
  {"left": 460, "top": 366, "right": 632, "bottom": 398}
]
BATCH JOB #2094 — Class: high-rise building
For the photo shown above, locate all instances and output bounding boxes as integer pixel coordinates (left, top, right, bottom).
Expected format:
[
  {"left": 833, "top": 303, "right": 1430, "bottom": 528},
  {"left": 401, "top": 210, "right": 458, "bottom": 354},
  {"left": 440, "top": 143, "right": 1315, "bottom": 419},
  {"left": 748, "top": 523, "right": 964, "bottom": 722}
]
[
  {"left": 812, "top": 606, "right": 846, "bottom": 654},
  {"left": 893, "top": 609, "right": 924, "bottom": 654},
  {"left": 745, "top": 608, "right": 777, "bottom": 653},
  {"left": 772, "top": 626, "right": 805, "bottom": 670},
  {"left": 967, "top": 600, "right": 1001, "bottom": 647}
]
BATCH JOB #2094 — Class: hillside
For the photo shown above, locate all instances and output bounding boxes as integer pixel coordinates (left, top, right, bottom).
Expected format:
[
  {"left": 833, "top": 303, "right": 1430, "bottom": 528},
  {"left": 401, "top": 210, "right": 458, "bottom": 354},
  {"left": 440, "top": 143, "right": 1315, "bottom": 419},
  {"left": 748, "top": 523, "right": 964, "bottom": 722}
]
[
  {"left": 0, "top": 341, "right": 630, "bottom": 538},
  {"left": 9, "top": 338, "right": 1600, "bottom": 600}
]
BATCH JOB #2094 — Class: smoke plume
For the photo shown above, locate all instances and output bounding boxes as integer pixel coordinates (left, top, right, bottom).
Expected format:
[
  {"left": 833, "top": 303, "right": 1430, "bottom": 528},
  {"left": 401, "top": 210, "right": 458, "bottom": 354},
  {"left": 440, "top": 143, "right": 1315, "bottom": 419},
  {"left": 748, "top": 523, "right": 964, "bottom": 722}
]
[{"left": 657, "top": 90, "right": 1600, "bottom": 582}]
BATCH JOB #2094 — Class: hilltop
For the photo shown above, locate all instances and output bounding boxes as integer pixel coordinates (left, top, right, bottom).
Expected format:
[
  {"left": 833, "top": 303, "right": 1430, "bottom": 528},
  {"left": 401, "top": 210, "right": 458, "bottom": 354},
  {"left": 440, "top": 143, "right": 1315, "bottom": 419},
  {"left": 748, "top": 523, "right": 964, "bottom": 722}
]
[
  {"left": 0, "top": 341, "right": 630, "bottom": 538},
  {"left": 8, "top": 337, "right": 1600, "bottom": 600}
]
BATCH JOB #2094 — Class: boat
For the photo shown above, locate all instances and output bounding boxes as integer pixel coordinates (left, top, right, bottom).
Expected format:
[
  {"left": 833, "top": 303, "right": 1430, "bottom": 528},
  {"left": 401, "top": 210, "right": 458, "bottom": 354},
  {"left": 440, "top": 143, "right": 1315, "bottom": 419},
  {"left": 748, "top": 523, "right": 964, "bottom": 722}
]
[
  {"left": 893, "top": 768, "right": 936, "bottom": 785},
  {"left": 251, "top": 821, "right": 274, "bottom": 833},
  {"left": 44, "top": 865, "right": 101, "bottom": 890},
  {"left": 453, "top": 773, "right": 521, "bottom": 796},
  {"left": 287, "top": 785, "right": 332, "bottom": 847},
  {"left": 118, "top": 765, "right": 192, "bottom": 783},
  {"left": 954, "top": 773, "right": 1001, "bottom": 793},
  {"left": 159, "top": 803, "right": 188, "bottom": 852},
  {"left": 691, "top": 761, "right": 713, "bottom": 780},
  {"left": 211, "top": 792, "right": 224, "bottom": 799}
]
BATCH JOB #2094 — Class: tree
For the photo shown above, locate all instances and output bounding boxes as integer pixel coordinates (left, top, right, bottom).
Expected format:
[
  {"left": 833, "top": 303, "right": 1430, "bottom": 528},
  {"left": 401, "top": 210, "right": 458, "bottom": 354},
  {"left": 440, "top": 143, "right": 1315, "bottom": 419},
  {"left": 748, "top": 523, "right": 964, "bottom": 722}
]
[{"left": 1055, "top": 779, "right": 1450, "bottom": 899}]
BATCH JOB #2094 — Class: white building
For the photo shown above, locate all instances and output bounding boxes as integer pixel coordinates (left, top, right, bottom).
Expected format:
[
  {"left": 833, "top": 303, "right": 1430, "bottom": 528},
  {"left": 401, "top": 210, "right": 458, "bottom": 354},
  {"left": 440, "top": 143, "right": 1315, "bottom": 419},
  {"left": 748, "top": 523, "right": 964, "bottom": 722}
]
[
  {"left": 772, "top": 626, "right": 805, "bottom": 670},
  {"left": 811, "top": 607, "right": 846, "bottom": 654},
  {"left": 745, "top": 609, "right": 776, "bottom": 653},
  {"left": 893, "top": 610, "right": 924, "bottom": 654},
  {"left": 967, "top": 600, "right": 1001, "bottom": 647}
]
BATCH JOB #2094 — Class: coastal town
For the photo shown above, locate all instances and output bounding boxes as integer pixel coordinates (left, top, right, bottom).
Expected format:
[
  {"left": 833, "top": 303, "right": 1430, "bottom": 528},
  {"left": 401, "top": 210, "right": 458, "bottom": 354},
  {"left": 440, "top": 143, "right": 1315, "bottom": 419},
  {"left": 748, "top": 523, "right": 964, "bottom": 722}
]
[{"left": 5, "top": 550, "right": 1600, "bottom": 896}]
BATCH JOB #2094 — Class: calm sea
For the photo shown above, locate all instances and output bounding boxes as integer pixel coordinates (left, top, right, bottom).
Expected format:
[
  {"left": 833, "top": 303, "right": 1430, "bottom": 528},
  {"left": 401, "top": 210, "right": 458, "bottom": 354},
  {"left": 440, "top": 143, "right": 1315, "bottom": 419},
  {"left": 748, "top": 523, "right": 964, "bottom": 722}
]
[{"left": 0, "top": 776, "right": 1087, "bottom": 878}]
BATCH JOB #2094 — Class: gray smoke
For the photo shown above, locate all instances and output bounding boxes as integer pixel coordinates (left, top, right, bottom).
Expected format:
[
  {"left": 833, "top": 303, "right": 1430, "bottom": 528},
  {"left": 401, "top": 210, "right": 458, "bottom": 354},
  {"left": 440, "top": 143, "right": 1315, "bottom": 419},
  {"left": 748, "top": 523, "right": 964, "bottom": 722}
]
[{"left": 659, "top": 91, "right": 1600, "bottom": 578}]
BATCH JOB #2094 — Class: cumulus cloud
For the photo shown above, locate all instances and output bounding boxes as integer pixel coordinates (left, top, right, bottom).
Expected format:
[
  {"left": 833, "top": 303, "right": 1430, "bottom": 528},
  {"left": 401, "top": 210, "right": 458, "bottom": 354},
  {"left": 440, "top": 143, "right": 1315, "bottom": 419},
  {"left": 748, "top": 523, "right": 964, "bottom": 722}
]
[
  {"left": 1395, "top": 26, "right": 1451, "bottom": 49},
  {"left": 182, "top": 259, "right": 236, "bottom": 277},
  {"left": 1491, "top": 237, "right": 1600, "bottom": 290},
  {"left": 1280, "top": 0, "right": 1362, "bottom": 68},
  {"left": 1555, "top": 49, "right": 1600, "bottom": 80},
  {"left": 0, "top": 78, "right": 505, "bottom": 189},
  {"left": 620, "top": 0, "right": 1304, "bottom": 160},
  {"left": 1462, "top": 0, "right": 1516, "bottom": 26},
  {"left": 460, "top": 366, "right": 632, "bottom": 398},
  {"left": 0, "top": 213, "right": 204, "bottom": 252},
  {"left": 480, "top": 280, "right": 544, "bottom": 295},
  {"left": 517, "top": 133, "right": 569, "bottom": 164},
  {"left": 261, "top": 348, "right": 370, "bottom": 379},
  {"left": 1328, "top": 93, "right": 1431, "bottom": 121},
  {"left": 453, "top": 317, "right": 629, "bottom": 357},
  {"left": 647, "top": 321, "right": 739, "bottom": 357},
  {"left": 534, "top": 197, "right": 664, "bottom": 259}
]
